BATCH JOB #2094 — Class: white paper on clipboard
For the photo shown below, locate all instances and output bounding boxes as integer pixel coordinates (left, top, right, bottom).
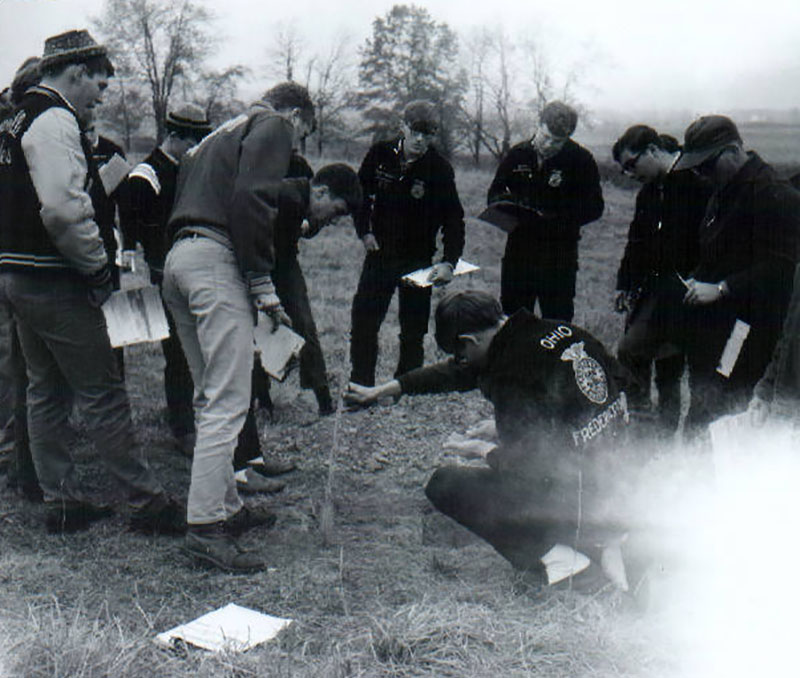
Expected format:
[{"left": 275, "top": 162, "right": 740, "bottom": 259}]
[{"left": 253, "top": 318, "right": 305, "bottom": 381}]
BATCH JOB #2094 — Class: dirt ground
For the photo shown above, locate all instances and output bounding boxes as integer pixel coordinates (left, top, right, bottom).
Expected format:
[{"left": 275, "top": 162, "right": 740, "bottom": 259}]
[{"left": 0, "top": 179, "right": 673, "bottom": 677}]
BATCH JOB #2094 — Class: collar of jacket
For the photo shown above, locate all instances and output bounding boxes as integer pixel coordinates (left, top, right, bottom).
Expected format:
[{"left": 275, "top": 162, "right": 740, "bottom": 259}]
[{"left": 26, "top": 84, "right": 78, "bottom": 119}]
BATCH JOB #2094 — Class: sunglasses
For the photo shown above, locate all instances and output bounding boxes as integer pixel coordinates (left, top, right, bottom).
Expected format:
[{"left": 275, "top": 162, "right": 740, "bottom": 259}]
[{"left": 620, "top": 148, "right": 646, "bottom": 175}]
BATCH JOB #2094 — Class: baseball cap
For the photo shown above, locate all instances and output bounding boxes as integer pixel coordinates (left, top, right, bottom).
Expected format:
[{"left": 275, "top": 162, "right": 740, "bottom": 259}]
[{"left": 673, "top": 115, "right": 742, "bottom": 171}]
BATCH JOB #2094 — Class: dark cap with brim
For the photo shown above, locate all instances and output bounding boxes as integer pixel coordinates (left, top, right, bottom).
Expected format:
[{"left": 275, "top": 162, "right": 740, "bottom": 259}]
[
  {"left": 40, "top": 30, "right": 109, "bottom": 71},
  {"left": 674, "top": 115, "right": 742, "bottom": 171},
  {"left": 165, "top": 104, "right": 212, "bottom": 140}
]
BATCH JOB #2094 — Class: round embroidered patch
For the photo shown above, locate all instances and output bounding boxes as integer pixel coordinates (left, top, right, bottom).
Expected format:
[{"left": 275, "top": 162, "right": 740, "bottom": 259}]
[
  {"left": 561, "top": 341, "right": 608, "bottom": 404},
  {"left": 548, "top": 170, "right": 563, "bottom": 188},
  {"left": 410, "top": 180, "right": 425, "bottom": 199}
]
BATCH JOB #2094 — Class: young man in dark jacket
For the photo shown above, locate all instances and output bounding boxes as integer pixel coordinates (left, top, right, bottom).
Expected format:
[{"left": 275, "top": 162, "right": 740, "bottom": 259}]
[
  {"left": 345, "top": 291, "right": 632, "bottom": 591},
  {"left": 487, "top": 101, "right": 603, "bottom": 321},
  {"left": 612, "top": 126, "right": 711, "bottom": 436},
  {"left": 121, "top": 104, "right": 211, "bottom": 456},
  {"left": 349, "top": 99, "right": 465, "bottom": 386},
  {"left": 675, "top": 115, "right": 800, "bottom": 434}
]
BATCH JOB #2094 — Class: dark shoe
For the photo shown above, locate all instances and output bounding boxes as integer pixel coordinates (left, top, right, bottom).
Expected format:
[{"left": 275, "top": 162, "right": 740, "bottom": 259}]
[
  {"left": 173, "top": 432, "right": 195, "bottom": 458},
  {"left": 224, "top": 504, "right": 277, "bottom": 537},
  {"left": 182, "top": 523, "right": 267, "bottom": 572},
  {"left": 129, "top": 495, "right": 186, "bottom": 536},
  {"left": 247, "top": 456, "right": 296, "bottom": 476},
  {"left": 45, "top": 500, "right": 114, "bottom": 534},
  {"left": 315, "top": 387, "right": 336, "bottom": 416},
  {"left": 235, "top": 468, "right": 286, "bottom": 495}
]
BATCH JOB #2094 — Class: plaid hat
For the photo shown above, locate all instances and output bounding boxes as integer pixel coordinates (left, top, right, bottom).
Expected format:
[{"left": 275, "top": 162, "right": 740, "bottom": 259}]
[
  {"left": 40, "top": 30, "right": 108, "bottom": 71},
  {"left": 165, "top": 104, "right": 212, "bottom": 140},
  {"left": 540, "top": 101, "right": 578, "bottom": 138},
  {"left": 673, "top": 115, "right": 742, "bottom": 171},
  {"left": 403, "top": 100, "right": 438, "bottom": 134}
]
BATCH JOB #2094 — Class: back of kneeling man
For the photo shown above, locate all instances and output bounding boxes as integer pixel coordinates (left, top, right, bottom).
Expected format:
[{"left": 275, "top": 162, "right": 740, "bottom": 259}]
[{"left": 345, "top": 290, "right": 633, "bottom": 590}]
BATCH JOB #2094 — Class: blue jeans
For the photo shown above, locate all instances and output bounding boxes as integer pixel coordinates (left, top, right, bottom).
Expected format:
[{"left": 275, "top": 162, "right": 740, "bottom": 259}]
[
  {"left": 2, "top": 270, "right": 164, "bottom": 506},
  {"left": 162, "top": 235, "right": 254, "bottom": 524}
]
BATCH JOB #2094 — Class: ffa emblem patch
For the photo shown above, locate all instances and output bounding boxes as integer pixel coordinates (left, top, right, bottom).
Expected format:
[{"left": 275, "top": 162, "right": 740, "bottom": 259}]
[
  {"left": 548, "top": 170, "right": 563, "bottom": 188},
  {"left": 561, "top": 341, "right": 608, "bottom": 404},
  {"left": 410, "top": 180, "right": 425, "bottom": 199}
]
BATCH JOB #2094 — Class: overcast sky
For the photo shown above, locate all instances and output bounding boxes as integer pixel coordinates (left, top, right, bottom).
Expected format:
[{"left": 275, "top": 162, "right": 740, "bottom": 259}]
[{"left": 2, "top": 0, "right": 800, "bottom": 115}]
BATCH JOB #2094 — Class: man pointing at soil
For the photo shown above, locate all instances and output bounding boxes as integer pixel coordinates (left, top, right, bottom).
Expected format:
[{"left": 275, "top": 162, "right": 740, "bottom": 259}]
[{"left": 345, "top": 290, "right": 633, "bottom": 591}]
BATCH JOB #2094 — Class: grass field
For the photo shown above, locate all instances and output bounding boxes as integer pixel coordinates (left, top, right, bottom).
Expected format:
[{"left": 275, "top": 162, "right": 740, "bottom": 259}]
[{"left": 0, "top": 159, "right": 734, "bottom": 677}]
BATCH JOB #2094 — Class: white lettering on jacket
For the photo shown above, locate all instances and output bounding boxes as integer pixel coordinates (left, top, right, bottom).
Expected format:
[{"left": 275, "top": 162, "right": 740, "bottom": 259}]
[{"left": 539, "top": 325, "right": 573, "bottom": 350}]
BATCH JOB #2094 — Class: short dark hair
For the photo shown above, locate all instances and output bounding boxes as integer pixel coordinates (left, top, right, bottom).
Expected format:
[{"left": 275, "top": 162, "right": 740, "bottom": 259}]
[
  {"left": 434, "top": 291, "right": 504, "bottom": 354},
  {"left": 41, "top": 53, "right": 114, "bottom": 79},
  {"left": 312, "top": 163, "right": 363, "bottom": 215},
  {"left": 10, "top": 57, "right": 41, "bottom": 105},
  {"left": 612, "top": 124, "right": 681, "bottom": 162},
  {"left": 540, "top": 101, "right": 578, "bottom": 138},
  {"left": 262, "top": 81, "right": 315, "bottom": 128}
]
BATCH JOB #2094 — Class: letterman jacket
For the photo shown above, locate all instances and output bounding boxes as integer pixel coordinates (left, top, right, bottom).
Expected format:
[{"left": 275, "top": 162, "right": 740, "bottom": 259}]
[{"left": 0, "top": 85, "right": 107, "bottom": 278}]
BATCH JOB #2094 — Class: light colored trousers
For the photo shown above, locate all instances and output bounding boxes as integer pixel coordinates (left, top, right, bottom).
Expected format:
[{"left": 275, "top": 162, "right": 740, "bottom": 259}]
[{"left": 162, "top": 235, "right": 254, "bottom": 524}]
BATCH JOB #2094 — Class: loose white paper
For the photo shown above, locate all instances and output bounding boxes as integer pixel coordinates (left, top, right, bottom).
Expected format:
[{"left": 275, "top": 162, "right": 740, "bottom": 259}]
[
  {"left": 155, "top": 603, "right": 292, "bottom": 652},
  {"left": 98, "top": 153, "right": 132, "bottom": 196},
  {"left": 540, "top": 543, "right": 591, "bottom": 585},
  {"left": 401, "top": 259, "right": 480, "bottom": 288},
  {"left": 102, "top": 286, "right": 169, "bottom": 347},
  {"left": 253, "top": 319, "right": 305, "bottom": 381},
  {"left": 716, "top": 318, "right": 751, "bottom": 378}
]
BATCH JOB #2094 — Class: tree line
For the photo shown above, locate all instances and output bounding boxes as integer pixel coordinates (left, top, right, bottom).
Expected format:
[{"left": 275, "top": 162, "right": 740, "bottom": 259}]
[{"left": 94, "top": 0, "right": 593, "bottom": 164}]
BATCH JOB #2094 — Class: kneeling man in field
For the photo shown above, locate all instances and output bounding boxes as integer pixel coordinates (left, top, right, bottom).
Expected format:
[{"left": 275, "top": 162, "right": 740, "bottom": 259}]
[{"left": 345, "top": 290, "right": 632, "bottom": 590}]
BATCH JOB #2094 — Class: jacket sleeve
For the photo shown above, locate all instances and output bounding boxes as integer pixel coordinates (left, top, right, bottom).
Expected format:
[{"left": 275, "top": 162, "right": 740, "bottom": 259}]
[
  {"left": 229, "top": 113, "right": 292, "bottom": 293},
  {"left": 615, "top": 187, "right": 650, "bottom": 291},
  {"left": 566, "top": 148, "right": 604, "bottom": 228},
  {"left": 438, "top": 163, "right": 465, "bottom": 266},
  {"left": 21, "top": 108, "right": 107, "bottom": 275},
  {"left": 354, "top": 145, "right": 379, "bottom": 239},
  {"left": 724, "top": 183, "right": 800, "bottom": 301},
  {"left": 487, "top": 150, "right": 517, "bottom": 205},
  {"left": 120, "top": 165, "right": 160, "bottom": 249},
  {"left": 397, "top": 358, "right": 478, "bottom": 394}
]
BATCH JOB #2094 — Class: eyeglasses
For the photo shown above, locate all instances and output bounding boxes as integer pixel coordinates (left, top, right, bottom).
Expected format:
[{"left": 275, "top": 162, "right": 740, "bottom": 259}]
[{"left": 620, "top": 149, "right": 646, "bottom": 175}]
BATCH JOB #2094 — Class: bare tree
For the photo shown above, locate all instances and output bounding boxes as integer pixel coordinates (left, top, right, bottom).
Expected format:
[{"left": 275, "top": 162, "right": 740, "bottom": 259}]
[
  {"left": 193, "top": 65, "right": 249, "bottom": 124},
  {"left": 266, "top": 19, "right": 304, "bottom": 82},
  {"left": 459, "top": 26, "right": 521, "bottom": 163},
  {"left": 94, "top": 0, "right": 216, "bottom": 143},
  {"left": 308, "top": 33, "right": 356, "bottom": 156},
  {"left": 100, "top": 77, "right": 150, "bottom": 151}
]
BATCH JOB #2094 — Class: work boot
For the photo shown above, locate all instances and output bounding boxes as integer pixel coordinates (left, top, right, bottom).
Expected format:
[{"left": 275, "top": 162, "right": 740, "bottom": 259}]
[
  {"left": 235, "top": 468, "right": 286, "bottom": 495},
  {"left": 129, "top": 495, "right": 186, "bottom": 536},
  {"left": 45, "top": 500, "right": 114, "bottom": 534},
  {"left": 224, "top": 504, "right": 277, "bottom": 537},
  {"left": 182, "top": 522, "right": 267, "bottom": 572},
  {"left": 247, "top": 456, "right": 296, "bottom": 476}
]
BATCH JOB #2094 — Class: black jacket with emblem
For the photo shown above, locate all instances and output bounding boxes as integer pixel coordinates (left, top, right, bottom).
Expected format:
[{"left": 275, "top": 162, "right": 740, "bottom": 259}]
[
  {"left": 688, "top": 152, "right": 800, "bottom": 387},
  {"left": 354, "top": 138, "right": 465, "bottom": 266},
  {"left": 487, "top": 139, "right": 603, "bottom": 266},
  {"left": 397, "top": 309, "right": 630, "bottom": 479}
]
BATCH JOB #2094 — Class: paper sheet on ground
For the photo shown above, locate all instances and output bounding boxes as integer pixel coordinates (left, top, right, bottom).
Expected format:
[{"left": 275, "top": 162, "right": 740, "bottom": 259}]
[
  {"left": 401, "top": 259, "right": 480, "bottom": 288},
  {"left": 155, "top": 603, "right": 293, "bottom": 652},
  {"left": 253, "top": 319, "right": 305, "bottom": 381},
  {"left": 102, "top": 286, "right": 169, "bottom": 347}
]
